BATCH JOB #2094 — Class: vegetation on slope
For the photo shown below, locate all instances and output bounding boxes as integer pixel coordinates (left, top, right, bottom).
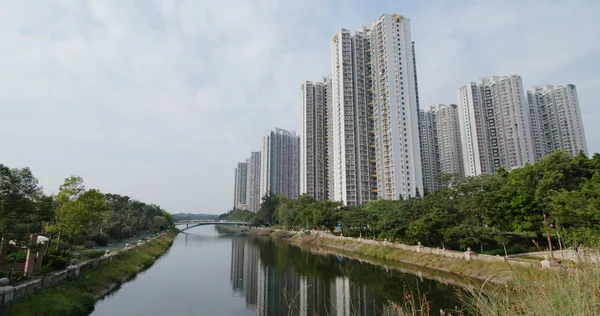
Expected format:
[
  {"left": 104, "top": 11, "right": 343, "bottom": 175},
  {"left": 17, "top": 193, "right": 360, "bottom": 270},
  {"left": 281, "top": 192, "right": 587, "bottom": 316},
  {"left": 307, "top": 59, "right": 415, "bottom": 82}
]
[{"left": 0, "top": 231, "right": 175, "bottom": 316}]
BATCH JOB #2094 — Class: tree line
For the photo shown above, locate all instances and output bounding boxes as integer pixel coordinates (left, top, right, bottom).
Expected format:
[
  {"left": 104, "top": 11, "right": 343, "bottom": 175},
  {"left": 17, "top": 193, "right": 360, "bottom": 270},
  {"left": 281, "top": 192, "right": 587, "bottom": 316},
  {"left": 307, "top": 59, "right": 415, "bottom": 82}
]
[
  {"left": 222, "top": 151, "right": 600, "bottom": 254},
  {"left": 0, "top": 163, "right": 173, "bottom": 255}
]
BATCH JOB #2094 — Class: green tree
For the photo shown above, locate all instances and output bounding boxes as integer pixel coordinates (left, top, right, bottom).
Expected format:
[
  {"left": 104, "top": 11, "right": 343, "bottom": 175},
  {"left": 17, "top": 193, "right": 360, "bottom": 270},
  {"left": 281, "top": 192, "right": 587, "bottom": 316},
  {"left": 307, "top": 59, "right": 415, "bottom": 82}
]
[
  {"left": 0, "top": 164, "right": 51, "bottom": 263},
  {"left": 549, "top": 173, "right": 600, "bottom": 246},
  {"left": 48, "top": 176, "right": 110, "bottom": 246},
  {"left": 257, "top": 193, "right": 281, "bottom": 225},
  {"left": 152, "top": 215, "right": 169, "bottom": 232}
]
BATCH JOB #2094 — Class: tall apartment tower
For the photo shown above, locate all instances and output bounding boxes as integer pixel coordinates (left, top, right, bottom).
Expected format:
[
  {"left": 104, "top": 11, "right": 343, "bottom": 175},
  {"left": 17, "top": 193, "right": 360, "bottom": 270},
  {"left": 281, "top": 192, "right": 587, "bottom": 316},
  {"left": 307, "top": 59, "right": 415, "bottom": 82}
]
[
  {"left": 260, "top": 128, "right": 300, "bottom": 200},
  {"left": 419, "top": 104, "right": 464, "bottom": 193},
  {"left": 330, "top": 29, "right": 373, "bottom": 205},
  {"left": 300, "top": 79, "right": 329, "bottom": 201},
  {"left": 368, "top": 14, "right": 423, "bottom": 199},
  {"left": 527, "top": 84, "right": 588, "bottom": 158},
  {"left": 458, "top": 75, "right": 535, "bottom": 177},
  {"left": 246, "top": 151, "right": 262, "bottom": 212},
  {"left": 328, "top": 14, "right": 422, "bottom": 203},
  {"left": 233, "top": 161, "right": 248, "bottom": 210}
]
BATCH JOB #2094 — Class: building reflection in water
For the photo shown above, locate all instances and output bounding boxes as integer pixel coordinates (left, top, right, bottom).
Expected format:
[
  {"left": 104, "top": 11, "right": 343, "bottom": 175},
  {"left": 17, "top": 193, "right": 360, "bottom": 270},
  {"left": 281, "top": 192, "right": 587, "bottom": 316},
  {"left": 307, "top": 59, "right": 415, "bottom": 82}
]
[{"left": 228, "top": 237, "right": 442, "bottom": 316}]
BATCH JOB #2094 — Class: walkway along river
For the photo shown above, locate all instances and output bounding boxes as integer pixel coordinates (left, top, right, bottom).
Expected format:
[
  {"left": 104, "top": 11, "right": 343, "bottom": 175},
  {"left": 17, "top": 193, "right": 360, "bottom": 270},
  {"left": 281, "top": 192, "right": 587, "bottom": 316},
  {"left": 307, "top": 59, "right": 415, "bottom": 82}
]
[{"left": 91, "top": 225, "right": 463, "bottom": 316}]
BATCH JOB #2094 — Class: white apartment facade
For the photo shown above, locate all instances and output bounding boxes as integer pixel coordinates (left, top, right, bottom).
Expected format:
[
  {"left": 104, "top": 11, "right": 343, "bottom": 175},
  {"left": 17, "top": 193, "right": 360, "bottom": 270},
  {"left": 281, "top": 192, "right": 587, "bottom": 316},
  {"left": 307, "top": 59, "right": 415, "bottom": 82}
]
[
  {"left": 300, "top": 79, "right": 329, "bottom": 201},
  {"left": 527, "top": 84, "right": 588, "bottom": 158},
  {"left": 458, "top": 75, "right": 535, "bottom": 177},
  {"left": 328, "top": 13, "right": 423, "bottom": 203},
  {"left": 368, "top": 14, "right": 423, "bottom": 199},
  {"left": 260, "top": 128, "right": 300, "bottom": 200},
  {"left": 246, "top": 151, "right": 261, "bottom": 212},
  {"left": 330, "top": 29, "right": 373, "bottom": 205},
  {"left": 419, "top": 104, "right": 463, "bottom": 193},
  {"left": 233, "top": 161, "right": 248, "bottom": 210}
]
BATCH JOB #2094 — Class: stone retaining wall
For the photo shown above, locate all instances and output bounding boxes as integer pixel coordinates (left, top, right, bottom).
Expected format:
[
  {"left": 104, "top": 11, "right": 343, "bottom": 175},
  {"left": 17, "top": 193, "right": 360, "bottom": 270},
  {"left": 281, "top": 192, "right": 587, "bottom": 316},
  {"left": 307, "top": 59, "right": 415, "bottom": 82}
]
[{"left": 0, "top": 232, "right": 165, "bottom": 306}]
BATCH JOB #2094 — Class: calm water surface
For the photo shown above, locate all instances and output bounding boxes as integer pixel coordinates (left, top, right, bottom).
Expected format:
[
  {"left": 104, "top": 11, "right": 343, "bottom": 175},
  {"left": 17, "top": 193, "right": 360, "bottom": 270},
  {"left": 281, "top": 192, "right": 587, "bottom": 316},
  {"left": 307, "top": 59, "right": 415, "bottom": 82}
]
[{"left": 91, "top": 226, "right": 462, "bottom": 316}]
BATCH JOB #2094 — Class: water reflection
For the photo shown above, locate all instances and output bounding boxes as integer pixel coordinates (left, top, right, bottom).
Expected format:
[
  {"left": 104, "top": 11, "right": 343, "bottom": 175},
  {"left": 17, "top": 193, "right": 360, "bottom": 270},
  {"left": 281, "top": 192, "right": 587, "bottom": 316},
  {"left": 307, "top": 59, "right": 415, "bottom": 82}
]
[
  {"left": 228, "top": 232, "right": 461, "bottom": 316},
  {"left": 92, "top": 226, "right": 460, "bottom": 316}
]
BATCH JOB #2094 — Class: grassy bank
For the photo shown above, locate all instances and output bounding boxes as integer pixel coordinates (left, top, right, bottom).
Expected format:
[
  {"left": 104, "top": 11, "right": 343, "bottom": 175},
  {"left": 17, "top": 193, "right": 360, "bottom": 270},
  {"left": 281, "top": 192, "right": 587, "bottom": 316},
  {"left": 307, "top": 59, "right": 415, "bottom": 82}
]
[
  {"left": 463, "top": 263, "right": 600, "bottom": 315},
  {"left": 0, "top": 231, "right": 176, "bottom": 316},
  {"left": 249, "top": 228, "right": 525, "bottom": 283}
]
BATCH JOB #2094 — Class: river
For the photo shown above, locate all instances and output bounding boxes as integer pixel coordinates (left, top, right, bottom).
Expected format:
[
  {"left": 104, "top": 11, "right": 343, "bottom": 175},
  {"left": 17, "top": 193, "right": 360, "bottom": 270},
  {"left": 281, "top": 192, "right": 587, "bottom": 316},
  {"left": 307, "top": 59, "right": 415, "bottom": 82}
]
[{"left": 91, "top": 225, "right": 463, "bottom": 316}]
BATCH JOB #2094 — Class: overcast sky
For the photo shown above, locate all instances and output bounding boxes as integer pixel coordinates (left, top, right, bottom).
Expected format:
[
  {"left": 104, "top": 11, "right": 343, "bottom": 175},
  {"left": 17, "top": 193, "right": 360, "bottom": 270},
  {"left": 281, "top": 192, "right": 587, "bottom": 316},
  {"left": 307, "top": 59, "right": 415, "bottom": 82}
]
[{"left": 1, "top": 0, "right": 599, "bottom": 214}]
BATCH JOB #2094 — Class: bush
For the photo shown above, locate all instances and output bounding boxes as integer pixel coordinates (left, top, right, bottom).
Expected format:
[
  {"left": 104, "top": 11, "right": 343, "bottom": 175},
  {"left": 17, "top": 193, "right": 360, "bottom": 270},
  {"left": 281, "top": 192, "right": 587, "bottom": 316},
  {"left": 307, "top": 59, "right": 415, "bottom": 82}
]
[
  {"left": 43, "top": 250, "right": 71, "bottom": 270},
  {"left": 52, "top": 291, "right": 95, "bottom": 316},
  {"left": 77, "top": 250, "right": 105, "bottom": 261},
  {"left": 92, "top": 235, "right": 110, "bottom": 247},
  {"left": 56, "top": 241, "right": 71, "bottom": 251},
  {"left": 82, "top": 240, "right": 97, "bottom": 249},
  {"left": 10, "top": 272, "right": 28, "bottom": 282},
  {"left": 6, "top": 250, "right": 28, "bottom": 263}
]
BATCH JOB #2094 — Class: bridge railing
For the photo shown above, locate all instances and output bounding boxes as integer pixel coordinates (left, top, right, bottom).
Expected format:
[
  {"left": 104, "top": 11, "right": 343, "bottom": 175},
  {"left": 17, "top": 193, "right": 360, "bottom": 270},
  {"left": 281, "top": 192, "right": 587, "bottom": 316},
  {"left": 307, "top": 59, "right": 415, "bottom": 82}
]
[{"left": 173, "top": 220, "right": 249, "bottom": 225}]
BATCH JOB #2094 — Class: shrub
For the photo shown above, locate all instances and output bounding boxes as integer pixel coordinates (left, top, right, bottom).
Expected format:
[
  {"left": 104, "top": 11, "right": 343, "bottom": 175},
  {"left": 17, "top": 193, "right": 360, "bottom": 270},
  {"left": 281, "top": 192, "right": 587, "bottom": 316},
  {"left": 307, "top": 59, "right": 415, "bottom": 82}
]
[
  {"left": 6, "top": 250, "right": 28, "bottom": 263},
  {"left": 77, "top": 250, "right": 105, "bottom": 261},
  {"left": 82, "top": 240, "right": 97, "bottom": 249},
  {"left": 10, "top": 272, "right": 28, "bottom": 282},
  {"left": 43, "top": 250, "right": 71, "bottom": 270},
  {"left": 92, "top": 235, "right": 110, "bottom": 247}
]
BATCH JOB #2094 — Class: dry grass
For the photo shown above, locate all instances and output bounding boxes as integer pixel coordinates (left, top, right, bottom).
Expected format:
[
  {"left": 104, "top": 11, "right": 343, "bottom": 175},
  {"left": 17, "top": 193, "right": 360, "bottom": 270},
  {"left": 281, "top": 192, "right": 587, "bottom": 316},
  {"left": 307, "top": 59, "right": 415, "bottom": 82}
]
[{"left": 462, "top": 262, "right": 600, "bottom": 315}]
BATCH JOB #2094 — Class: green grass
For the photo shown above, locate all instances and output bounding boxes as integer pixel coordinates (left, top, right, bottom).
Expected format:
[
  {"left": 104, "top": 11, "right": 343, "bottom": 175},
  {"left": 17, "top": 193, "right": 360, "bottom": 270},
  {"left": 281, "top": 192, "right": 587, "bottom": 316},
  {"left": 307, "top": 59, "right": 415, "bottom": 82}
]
[
  {"left": 462, "top": 263, "right": 600, "bottom": 316},
  {"left": 0, "top": 231, "right": 175, "bottom": 316}
]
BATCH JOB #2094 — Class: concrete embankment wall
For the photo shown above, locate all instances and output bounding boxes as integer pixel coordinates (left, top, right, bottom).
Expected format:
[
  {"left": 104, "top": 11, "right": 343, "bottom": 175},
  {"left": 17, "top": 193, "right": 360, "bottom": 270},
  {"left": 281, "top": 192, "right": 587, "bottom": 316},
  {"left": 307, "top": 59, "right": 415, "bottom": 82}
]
[{"left": 0, "top": 233, "right": 165, "bottom": 306}]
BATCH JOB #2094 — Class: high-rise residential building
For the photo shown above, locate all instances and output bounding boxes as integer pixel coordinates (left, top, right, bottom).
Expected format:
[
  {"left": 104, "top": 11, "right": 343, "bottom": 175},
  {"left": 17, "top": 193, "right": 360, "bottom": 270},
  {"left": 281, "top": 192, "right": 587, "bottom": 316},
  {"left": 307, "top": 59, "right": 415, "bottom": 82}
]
[
  {"left": 328, "top": 13, "right": 422, "bottom": 203},
  {"left": 419, "top": 104, "right": 463, "bottom": 193},
  {"left": 527, "top": 84, "right": 588, "bottom": 158},
  {"left": 260, "top": 128, "right": 300, "bottom": 200},
  {"left": 368, "top": 14, "right": 423, "bottom": 199},
  {"left": 330, "top": 29, "right": 373, "bottom": 205},
  {"left": 246, "top": 151, "right": 261, "bottom": 212},
  {"left": 300, "top": 79, "right": 329, "bottom": 201},
  {"left": 419, "top": 107, "right": 439, "bottom": 193},
  {"left": 457, "top": 75, "right": 535, "bottom": 177},
  {"left": 233, "top": 161, "right": 248, "bottom": 210}
]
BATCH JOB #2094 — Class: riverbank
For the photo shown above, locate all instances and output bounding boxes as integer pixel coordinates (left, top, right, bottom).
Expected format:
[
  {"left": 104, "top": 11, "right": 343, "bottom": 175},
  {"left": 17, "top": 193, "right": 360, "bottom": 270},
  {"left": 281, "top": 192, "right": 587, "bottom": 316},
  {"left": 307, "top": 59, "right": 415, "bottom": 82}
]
[
  {"left": 0, "top": 231, "right": 176, "bottom": 316},
  {"left": 251, "top": 228, "right": 600, "bottom": 315},
  {"left": 248, "top": 227, "right": 530, "bottom": 283}
]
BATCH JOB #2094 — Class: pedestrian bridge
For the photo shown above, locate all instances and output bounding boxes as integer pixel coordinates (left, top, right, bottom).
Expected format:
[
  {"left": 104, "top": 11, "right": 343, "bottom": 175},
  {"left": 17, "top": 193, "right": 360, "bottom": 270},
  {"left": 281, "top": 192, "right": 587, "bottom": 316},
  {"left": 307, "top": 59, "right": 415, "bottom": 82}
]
[{"left": 174, "top": 220, "right": 249, "bottom": 232}]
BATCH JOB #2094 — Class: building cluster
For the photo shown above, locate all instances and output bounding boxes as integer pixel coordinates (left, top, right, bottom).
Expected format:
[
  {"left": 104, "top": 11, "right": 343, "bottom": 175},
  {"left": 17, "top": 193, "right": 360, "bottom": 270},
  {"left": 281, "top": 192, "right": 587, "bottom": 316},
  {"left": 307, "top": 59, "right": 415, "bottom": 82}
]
[
  {"left": 233, "top": 128, "right": 300, "bottom": 211},
  {"left": 234, "top": 13, "right": 588, "bottom": 210}
]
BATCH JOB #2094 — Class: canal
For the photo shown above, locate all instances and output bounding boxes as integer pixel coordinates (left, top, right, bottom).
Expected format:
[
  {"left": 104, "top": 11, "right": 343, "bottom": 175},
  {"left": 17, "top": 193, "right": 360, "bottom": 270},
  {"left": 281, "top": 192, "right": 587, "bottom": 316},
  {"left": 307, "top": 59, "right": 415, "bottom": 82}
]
[{"left": 91, "top": 225, "right": 463, "bottom": 316}]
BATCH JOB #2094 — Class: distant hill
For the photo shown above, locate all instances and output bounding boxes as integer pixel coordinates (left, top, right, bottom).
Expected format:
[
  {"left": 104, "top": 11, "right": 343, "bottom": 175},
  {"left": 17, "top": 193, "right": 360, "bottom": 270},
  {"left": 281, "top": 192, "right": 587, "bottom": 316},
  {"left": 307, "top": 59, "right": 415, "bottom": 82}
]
[{"left": 171, "top": 212, "right": 219, "bottom": 221}]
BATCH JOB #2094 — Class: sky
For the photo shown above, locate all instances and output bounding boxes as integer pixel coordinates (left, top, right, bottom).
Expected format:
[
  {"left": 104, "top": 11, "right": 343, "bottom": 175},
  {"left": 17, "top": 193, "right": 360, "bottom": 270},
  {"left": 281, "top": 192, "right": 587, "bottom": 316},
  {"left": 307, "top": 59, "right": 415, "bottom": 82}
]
[{"left": 1, "top": 0, "right": 599, "bottom": 214}]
